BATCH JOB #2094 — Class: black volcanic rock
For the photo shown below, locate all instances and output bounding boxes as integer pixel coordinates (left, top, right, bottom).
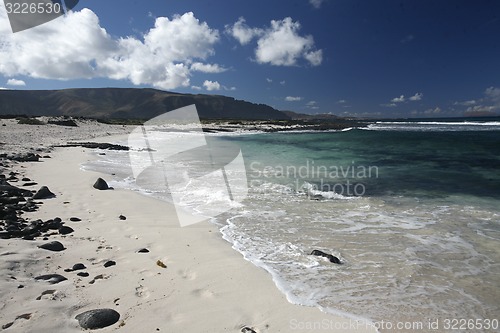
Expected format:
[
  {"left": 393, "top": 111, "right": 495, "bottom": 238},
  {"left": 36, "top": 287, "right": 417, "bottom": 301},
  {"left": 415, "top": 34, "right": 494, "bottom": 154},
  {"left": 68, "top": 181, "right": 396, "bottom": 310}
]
[
  {"left": 93, "top": 178, "right": 110, "bottom": 190},
  {"left": 310, "top": 249, "right": 342, "bottom": 264},
  {"left": 38, "top": 241, "right": 65, "bottom": 252},
  {"left": 75, "top": 308, "right": 120, "bottom": 329},
  {"left": 59, "top": 225, "right": 74, "bottom": 235},
  {"left": 34, "top": 274, "right": 67, "bottom": 284},
  {"left": 32, "top": 186, "right": 55, "bottom": 199},
  {"left": 103, "top": 260, "right": 116, "bottom": 268}
]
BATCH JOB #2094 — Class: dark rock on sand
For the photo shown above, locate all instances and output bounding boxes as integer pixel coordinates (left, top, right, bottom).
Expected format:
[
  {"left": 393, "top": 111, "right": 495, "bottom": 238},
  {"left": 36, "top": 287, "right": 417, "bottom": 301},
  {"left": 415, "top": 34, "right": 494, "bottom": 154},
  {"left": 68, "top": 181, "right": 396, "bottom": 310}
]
[
  {"left": 93, "top": 178, "right": 111, "bottom": 190},
  {"left": 38, "top": 241, "right": 65, "bottom": 252},
  {"left": 75, "top": 308, "right": 120, "bottom": 329},
  {"left": 137, "top": 248, "right": 149, "bottom": 253},
  {"left": 103, "top": 260, "right": 116, "bottom": 268},
  {"left": 59, "top": 226, "right": 74, "bottom": 235},
  {"left": 241, "top": 327, "right": 257, "bottom": 333},
  {"left": 59, "top": 142, "right": 129, "bottom": 151},
  {"left": 77, "top": 272, "right": 90, "bottom": 277},
  {"left": 34, "top": 274, "right": 68, "bottom": 284},
  {"left": 48, "top": 119, "right": 78, "bottom": 127},
  {"left": 310, "top": 249, "right": 342, "bottom": 264},
  {"left": 32, "top": 186, "right": 55, "bottom": 199},
  {"left": 69, "top": 217, "right": 82, "bottom": 222},
  {"left": 118, "top": 215, "right": 126, "bottom": 220},
  {"left": 65, "top": 263, "right": 86, "bottom": 272}
]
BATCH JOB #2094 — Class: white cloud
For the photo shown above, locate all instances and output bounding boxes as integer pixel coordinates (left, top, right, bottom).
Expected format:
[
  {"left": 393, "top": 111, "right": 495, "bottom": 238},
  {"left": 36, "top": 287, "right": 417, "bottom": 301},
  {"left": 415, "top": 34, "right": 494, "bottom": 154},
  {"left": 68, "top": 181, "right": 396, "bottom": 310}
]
[
  {"left": 381, "top": 103, "right": 397, "bottom": 108},
  {"left": 225, "top": 17, "right": 262, "bottom": 45},
  {"left": 424, "top": 107, "right": 441, "bottom": 115},
  {"left": 466, "top": 105, "right": 496, "bottom": 113},
  {"left": 309, "top": 0, "right": 325, "bottom": 9},
  {"left": 409, "top": 92, "right": 423, "bottom": 101},
  {"left": 190, "top": 62, "right": 227, "bottom": 73},
  {"left": 280, "top": 80, "right": 286, "bottom": 85},
  {"left": 6, "top": 78, "right": 26, "bottom": 86},
  {"left": 191, "top": 85, "right": 202, "bottom": 90},
  {"left": 0, "top": 9, "right": 224, "bottom": 90},
  {"left": 337, "top": 99, "right": 347, "bottom": 104},
  {"left": 227, "top": 17, "right": 322, "bottom": 67},
  {"left": 454, "top": 100, "right": 477, "bottom": 106},
  {"left": 203, "top": 80, "right": 221, "bottom": 91},
  {"left": 485, "top": 86, "right": 500, "bottom": 103},
  {"left": 285, "top": 96, "right": 302, "bottom": 101},
  {"left": 391, "top": 95, "right": 405, "bottom": 103},
  {"left": 266, "top": 78, "right": 272, "bottom": 83}
]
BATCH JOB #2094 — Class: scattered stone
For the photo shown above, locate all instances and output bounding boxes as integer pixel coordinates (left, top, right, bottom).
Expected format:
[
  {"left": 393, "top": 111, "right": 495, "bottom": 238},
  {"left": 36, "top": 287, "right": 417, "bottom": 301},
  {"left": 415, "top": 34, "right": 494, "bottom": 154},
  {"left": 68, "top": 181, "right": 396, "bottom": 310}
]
[
  {"left": 22, "top": 182, "right": 38, "bottom": 186},
  {"left": 65, "top": 263, "right": 86, "bottom": 272},
  {"left": 59, "top": 225, "right": 74, "bottom": 235},
  {"left": 156, "top": 260, "right": 167, "bottom": 268},
  {"left": 69, "top": 217, "right": 82, "bottom": 222},
  {"left": 2, "top": 322, "right": 13, "bottom": 329},
  {"left": 77, "top": 272, "right": 90, "bottom": 277},
  {"left": 75, "top": 308, "right": 120, "bottom": 330},
  {"left": 32, "top": 186, "right": 55, "bottom": 199},
  {"left": 93, "top": 178, "right": 110, "bottom": 190},
  {"left": 137, "top": 248, "right": 149, "bottom": 253},
  {"left": 36, "top": 290, "right": 56, "bottom": 300},
  {"left": 241, "top": 327, "right": 257, "bottom": 333},
  {"left": 118, "top": 215, "right": 126, "bottom": 220},
  {"left": 310, "top": 249, "right": 342, "bottom": 264},
  {"left": 21, "top": 178, "right": 31, "bottom": 181},
  {"left": 48, "top": 119, "right": 78, "bottom": 127},
  {"left": 34, "top": 274, "right": 67, "bottom": 284},
  {"left": 38, "top": 241, "right": 65, "bottom": 252},
  {"left": 89, "top": 274, "right": 105, "bottom": 284},
  {"left": 104, "top": 260, "right": 116, "bottom": 268},
  {"left": 59, "top": 142, "right": 129, "bottom": 151}
]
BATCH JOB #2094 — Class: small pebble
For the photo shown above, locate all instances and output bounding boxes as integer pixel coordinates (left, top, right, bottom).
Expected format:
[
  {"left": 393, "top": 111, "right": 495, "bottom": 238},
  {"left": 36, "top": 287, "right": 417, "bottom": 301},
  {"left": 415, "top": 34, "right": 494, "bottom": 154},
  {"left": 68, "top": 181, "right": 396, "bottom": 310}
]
[{"left": 104, "top": 260, "right": 116, "bottom": 268}]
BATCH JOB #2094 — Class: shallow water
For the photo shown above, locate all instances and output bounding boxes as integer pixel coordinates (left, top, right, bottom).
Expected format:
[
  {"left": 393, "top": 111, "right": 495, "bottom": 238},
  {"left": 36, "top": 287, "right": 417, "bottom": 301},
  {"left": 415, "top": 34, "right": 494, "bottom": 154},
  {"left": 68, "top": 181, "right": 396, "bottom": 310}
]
[{"left": 84, "top": 121, "right": 500, "bottom": 331}]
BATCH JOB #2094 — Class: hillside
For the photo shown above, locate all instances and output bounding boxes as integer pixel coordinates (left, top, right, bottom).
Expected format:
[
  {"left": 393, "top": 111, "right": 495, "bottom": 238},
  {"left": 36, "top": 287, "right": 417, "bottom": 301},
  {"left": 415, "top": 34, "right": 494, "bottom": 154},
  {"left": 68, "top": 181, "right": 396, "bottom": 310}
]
[{"left": 0, "top": 88, "right": 289, "bottom": 120}]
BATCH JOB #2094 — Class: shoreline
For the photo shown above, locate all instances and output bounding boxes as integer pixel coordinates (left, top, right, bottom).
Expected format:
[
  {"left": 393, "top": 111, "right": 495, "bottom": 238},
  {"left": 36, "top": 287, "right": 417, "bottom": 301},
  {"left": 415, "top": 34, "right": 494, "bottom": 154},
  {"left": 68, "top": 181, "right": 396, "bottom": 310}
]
[{"left": 0, "top": 120, "right": 377, "bottom": 332}]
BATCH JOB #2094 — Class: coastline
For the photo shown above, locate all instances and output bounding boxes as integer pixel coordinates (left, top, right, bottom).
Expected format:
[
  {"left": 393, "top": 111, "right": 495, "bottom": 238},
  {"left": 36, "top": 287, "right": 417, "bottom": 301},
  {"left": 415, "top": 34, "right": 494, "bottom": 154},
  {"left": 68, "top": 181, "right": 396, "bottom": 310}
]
[{"left": 0, "top": 120, "right": 377, "bottom": 332}]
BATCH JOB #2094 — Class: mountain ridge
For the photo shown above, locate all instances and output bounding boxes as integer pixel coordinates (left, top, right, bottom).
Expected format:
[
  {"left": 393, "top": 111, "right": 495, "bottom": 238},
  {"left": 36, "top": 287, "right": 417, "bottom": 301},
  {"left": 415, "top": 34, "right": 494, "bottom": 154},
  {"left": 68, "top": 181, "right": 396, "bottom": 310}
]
[{"left": 0, "top": 88, "right": 291, "bottom": 120}]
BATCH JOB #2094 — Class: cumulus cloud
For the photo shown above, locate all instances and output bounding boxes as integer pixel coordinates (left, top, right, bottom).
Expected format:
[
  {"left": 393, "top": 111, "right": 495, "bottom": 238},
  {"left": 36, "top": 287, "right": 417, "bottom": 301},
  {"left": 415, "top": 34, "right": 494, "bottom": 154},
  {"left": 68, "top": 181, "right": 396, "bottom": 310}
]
[
  {"left": 485, "top": 86, "right": 500, "bottom": 103},
  {"left": 391, "top": 95, "right": 405, "bottom": 103},
  {"left": 0, "top": 8, "right": 224, "bottom": 90},
  {"left": 203, "top": 80, "right": 221, "bottom": 91},
  {"left": 190, "top": 62, "right": 227, "bottom": 73},
  {"left": 409, "top": 92, "right": 423, "bottom": 101},
  {"left": 227, "top": 17, "right": 322, "bottom": 67},
  {"left": 224, "top": 17, "right": 262, "bottom": 45},
  {"left": 6, "top": 78, "right": 26, "bottom": 86},
  {"left": 388, "top": 92, "right": 422, "bottom": 105},
  {"left": 285, "top": 96, "right": 302, "bottom": 101},
  {"left": 454, "top": 100, "right": 477, "bottom": 106}
]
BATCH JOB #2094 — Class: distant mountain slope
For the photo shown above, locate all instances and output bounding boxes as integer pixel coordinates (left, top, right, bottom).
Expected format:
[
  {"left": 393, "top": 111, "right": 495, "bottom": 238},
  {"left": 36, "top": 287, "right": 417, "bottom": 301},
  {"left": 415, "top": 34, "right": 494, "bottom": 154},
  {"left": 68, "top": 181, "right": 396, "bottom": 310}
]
[{"left": 0, "top": 88, "right": 289, "bottom": 120}]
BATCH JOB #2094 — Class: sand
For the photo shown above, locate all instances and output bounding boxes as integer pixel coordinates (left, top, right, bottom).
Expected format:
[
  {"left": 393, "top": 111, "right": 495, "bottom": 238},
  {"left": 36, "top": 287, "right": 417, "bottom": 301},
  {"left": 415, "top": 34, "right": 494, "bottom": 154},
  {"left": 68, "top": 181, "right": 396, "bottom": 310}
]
[{"left": 0, "top": 119, "right": 377, "bottom": 332}]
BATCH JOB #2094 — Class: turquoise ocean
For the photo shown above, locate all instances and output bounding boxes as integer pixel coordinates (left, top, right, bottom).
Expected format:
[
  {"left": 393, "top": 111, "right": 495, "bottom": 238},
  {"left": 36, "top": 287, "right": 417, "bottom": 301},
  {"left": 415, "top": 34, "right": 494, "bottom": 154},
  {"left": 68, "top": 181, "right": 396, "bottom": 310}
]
[{"left": 84, "top": 119, "right": 500, "bottom": 331}]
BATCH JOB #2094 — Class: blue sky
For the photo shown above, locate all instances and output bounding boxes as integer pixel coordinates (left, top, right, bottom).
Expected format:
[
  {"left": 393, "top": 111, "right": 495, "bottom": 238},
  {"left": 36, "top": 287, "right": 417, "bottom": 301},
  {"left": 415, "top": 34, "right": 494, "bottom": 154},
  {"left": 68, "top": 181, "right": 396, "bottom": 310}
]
[{"left": 1, "top": 0, "right": 499, "bottom": 118}]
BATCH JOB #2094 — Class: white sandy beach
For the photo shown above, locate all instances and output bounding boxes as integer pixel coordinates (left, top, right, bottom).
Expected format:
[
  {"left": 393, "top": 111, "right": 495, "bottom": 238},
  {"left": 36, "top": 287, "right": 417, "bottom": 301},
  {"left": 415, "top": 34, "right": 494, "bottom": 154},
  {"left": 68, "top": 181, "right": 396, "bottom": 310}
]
[{"left": 0, "top": 119, "right": 378, "bottom": 332}]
